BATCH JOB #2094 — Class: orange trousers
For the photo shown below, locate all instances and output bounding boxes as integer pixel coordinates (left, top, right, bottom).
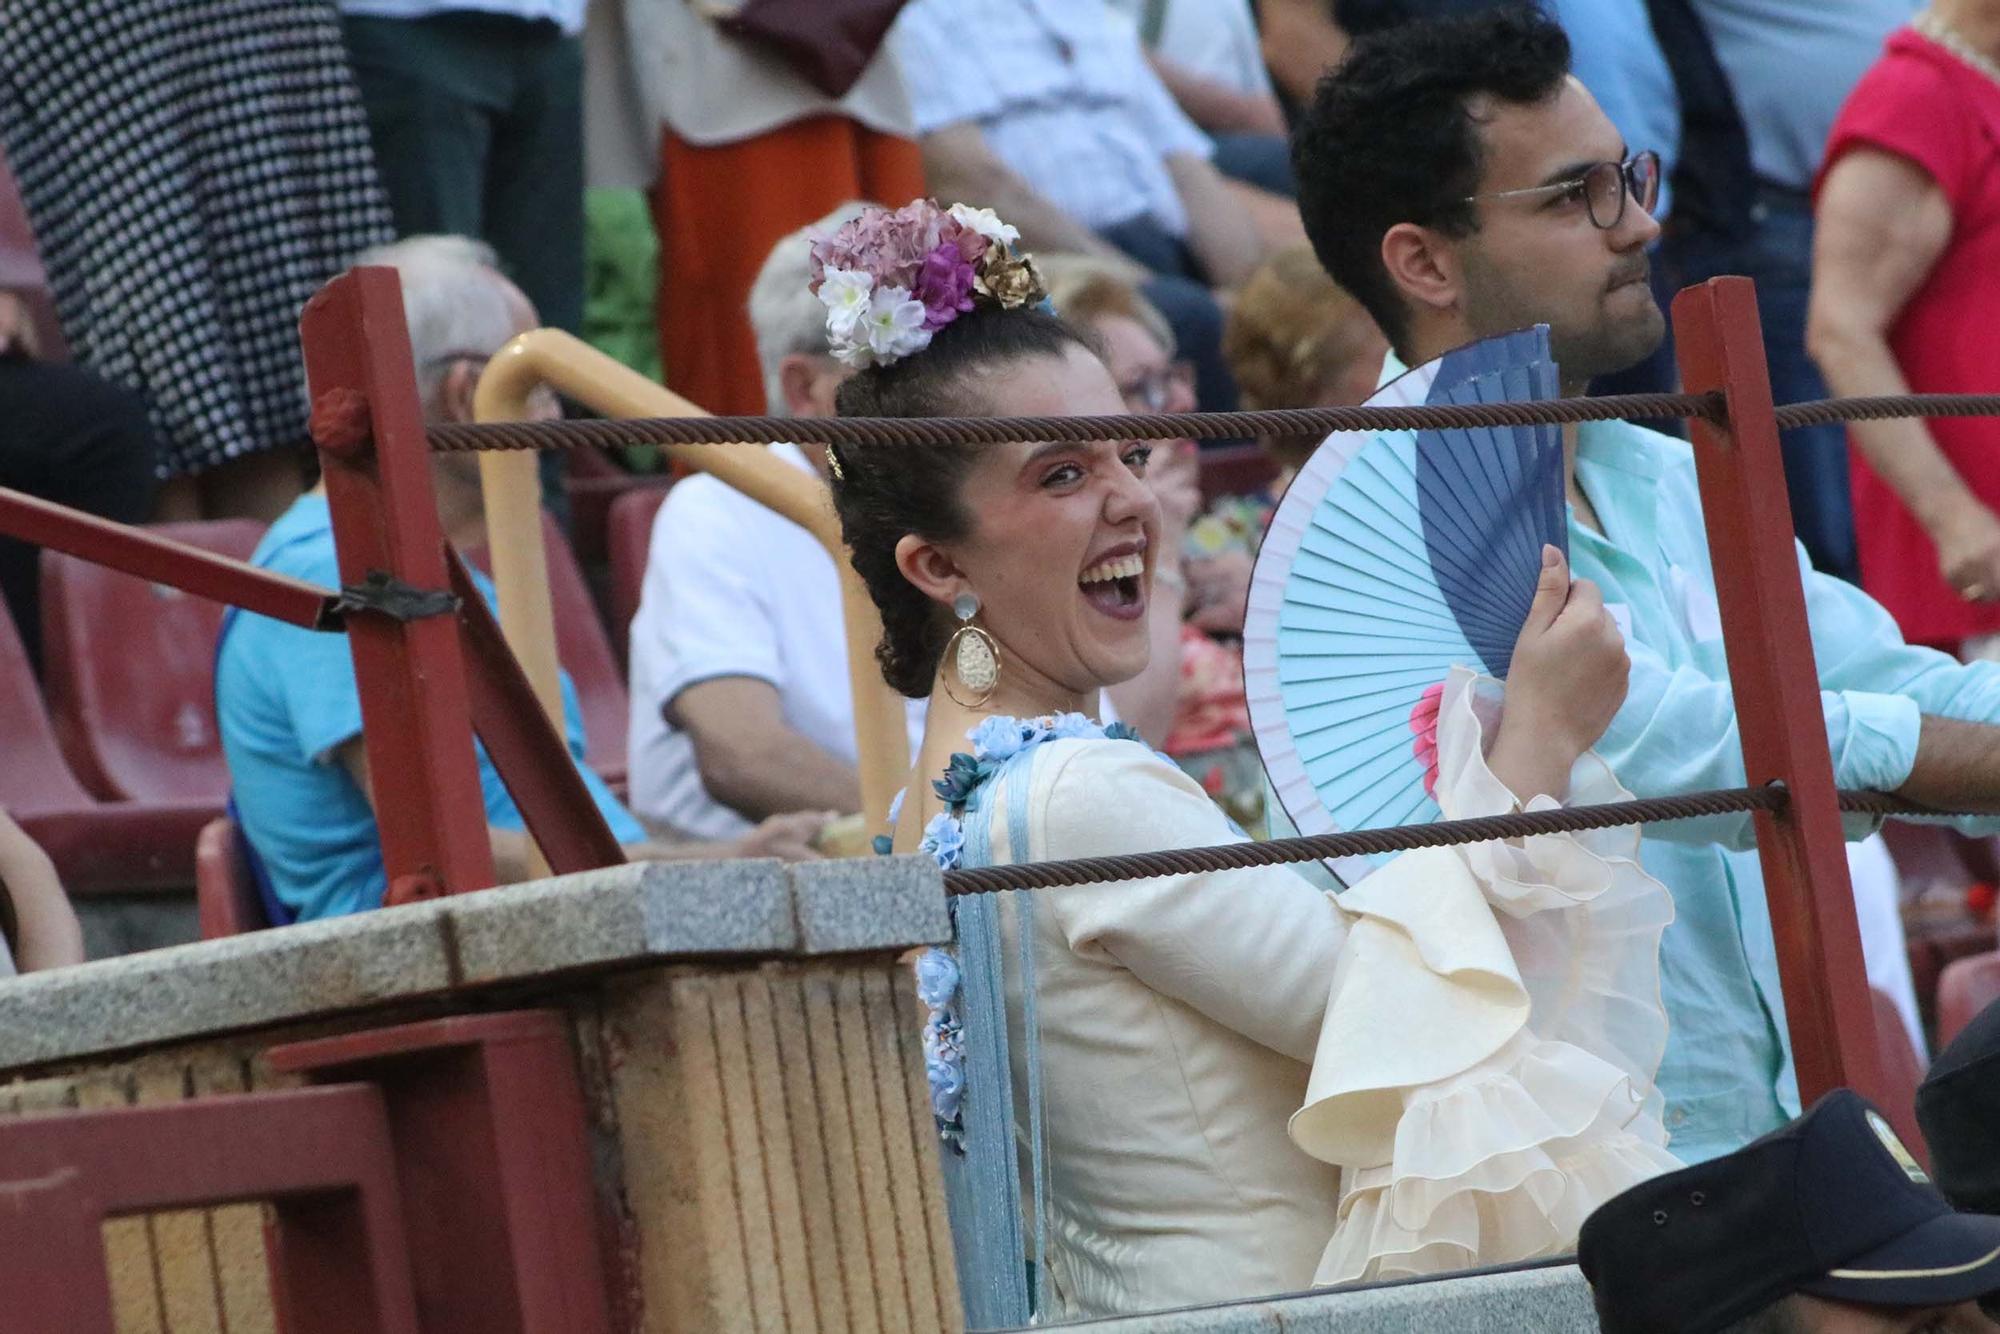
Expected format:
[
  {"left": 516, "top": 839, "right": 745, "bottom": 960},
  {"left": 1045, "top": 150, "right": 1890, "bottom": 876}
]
[{"left": 653, "top": 116, "right": 926, "bottom": 417}]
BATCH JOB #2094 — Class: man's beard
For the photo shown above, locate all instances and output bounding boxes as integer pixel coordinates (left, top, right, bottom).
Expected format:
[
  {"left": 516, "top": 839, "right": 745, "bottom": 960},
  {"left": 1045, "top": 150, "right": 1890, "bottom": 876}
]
[{"left": 1462, "top": 256, "right": 1667, "bottom": 384}]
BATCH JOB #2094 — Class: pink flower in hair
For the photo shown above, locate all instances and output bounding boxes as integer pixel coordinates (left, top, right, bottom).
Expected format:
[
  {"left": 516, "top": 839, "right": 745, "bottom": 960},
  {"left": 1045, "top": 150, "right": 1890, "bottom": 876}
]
[
  {"left": 915, "top": 243, "right": 977, "bottom": 329},
  {"left": 808, "top": 198, "right": 1044, "bottom": 368}
]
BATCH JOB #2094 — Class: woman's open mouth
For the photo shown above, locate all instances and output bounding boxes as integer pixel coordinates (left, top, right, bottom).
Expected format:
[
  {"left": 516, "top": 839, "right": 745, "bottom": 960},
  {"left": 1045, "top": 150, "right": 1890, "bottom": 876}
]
[{"left": 1079, "top": 552, "right": 1147, "bottom": 622}]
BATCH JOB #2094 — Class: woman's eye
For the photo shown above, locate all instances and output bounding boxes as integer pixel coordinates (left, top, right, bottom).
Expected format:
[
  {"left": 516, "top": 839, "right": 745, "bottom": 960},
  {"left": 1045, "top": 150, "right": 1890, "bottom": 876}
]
[
  {"left": 1123, "top": 445, "right": 1153, "bottom": 473},
  {"left": 1041, "top": 463, "right": 1084, "bottom": 488}
]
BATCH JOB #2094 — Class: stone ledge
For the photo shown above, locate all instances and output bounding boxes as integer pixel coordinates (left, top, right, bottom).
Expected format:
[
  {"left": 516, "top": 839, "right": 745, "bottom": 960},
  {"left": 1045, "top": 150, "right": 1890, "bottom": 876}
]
[
  {"left": 0, "top": 853, "right": 949, "bottom": 1074},
  {"left": 793, "top": 854, "right": 952, "bottom": 955},
  {"left": 1068, "top": 1263, "right": 1598, "bottom": 1333}
]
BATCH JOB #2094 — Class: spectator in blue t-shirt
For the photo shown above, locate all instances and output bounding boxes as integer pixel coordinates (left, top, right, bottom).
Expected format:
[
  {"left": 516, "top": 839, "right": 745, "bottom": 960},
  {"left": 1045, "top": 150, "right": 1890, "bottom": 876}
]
[{"left": 216, "top": 235, "right": 829, "bottom": 923}]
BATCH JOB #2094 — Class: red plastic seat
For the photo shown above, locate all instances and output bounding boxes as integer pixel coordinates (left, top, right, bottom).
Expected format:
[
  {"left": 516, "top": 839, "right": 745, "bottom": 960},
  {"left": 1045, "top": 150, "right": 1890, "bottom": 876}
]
[
  {"left": 467, "top": 513, "right": 627, "bottom": 791},
  {"left": 564, "top": 446, "right": 664, "bottom": 569},
  {"left": 1197, "top": 442, "right": 1281, "bottom": 506},
  {"left": 40, "top": 519, "right": 265, "bottom": 807},
  {"left": 0, "top": 602, "right": 210, "bottom": 890},
  {"left": 605, "top": 482, "right": 672, "bottom": 667},
  {"left": 1937, "top": 951, "right": 2000, "bottom": 1051},
  {"left": 196, "top": 816, "right": 268, "bottom": 939}
]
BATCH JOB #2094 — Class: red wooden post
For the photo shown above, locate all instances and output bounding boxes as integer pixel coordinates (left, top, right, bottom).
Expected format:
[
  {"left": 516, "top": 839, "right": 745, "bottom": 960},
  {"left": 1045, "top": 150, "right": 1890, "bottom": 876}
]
[
  {"left": 448, "top": 552, "right": 626, "bottom": 874},
  {"left": 1671, "top": 276, "right": 1886, "bottom": 1108},
  {"left": 269, "top": 1010, "right": 615, "bottom": 1334},
  {"left": 0, "top": 1085, "right": 421, "bottom": 1333},
  {"left": 301, "top": 267, "right": 495, "bottom": 902}
]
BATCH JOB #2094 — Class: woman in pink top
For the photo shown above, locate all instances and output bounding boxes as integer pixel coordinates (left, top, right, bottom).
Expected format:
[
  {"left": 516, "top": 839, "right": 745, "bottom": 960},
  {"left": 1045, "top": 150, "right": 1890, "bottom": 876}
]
[{"left": 1810, "top": 5, "right": 2000, "bottom": 652}]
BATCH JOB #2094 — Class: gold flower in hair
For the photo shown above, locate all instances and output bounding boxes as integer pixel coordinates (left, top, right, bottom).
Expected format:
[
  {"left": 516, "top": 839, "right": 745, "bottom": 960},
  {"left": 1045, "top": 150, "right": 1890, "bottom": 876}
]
[{"left": 976, "top": 244, "right": 1045, "bottom": 310}]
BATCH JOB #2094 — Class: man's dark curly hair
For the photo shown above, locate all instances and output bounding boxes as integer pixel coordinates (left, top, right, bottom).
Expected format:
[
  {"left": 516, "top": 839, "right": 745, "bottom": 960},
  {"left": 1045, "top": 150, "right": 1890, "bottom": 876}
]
[{"left": 1292, "top": 4, "right": 1572, "bottom": 353}]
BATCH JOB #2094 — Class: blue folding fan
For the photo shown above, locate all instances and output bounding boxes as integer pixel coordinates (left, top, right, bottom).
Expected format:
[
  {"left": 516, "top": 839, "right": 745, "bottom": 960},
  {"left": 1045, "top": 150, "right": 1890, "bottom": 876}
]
[{"left": 1244, "top": 327, "right": 1566, "bottom": 884}]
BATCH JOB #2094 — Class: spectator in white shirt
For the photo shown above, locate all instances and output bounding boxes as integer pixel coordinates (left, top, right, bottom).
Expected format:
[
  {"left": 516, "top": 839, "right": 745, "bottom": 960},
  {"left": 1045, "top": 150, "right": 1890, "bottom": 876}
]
[
  {"left": 891, "top": 0, "right": 1272, "bottom": 414},
  {"left": 627, "top": 210, "right": 1182, "bottom": 838},
  {"left": 1105, "top": 0, "right": 1296, "bottom": 198}
]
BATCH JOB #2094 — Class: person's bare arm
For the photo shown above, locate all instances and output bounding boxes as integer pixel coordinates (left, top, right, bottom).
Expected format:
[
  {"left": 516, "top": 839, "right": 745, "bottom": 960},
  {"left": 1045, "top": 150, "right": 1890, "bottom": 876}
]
[
  {"left": 0, "top": 811, "right": 83, "bottom": 971},
  {"left": 1894, "top": 715, "right": 2000, "bottom": 813},
  {"left": 1165, "top": 152, "right": 1263, "bottom": 288},
  {"left": 919, "top": 123, "right": 1150, "bottom": 282},
  {"left": 1255, "top": 0, "right": 1349, "bottom": 107},
  {"left": 1806, "top": 150, "right": 1993, "bottom": 595},
  {"left": 669, "top": 677, "right": 862, "bottom": 820},
  {"left": 1146, "top": 53, "right": 1287, "bottom": 136}
]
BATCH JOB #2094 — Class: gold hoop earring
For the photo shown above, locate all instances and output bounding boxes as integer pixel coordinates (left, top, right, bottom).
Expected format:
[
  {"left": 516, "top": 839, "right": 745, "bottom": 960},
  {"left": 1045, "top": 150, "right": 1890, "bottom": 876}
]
[{"left": 943, "top": 591, "right": 999, "bottom": 708}]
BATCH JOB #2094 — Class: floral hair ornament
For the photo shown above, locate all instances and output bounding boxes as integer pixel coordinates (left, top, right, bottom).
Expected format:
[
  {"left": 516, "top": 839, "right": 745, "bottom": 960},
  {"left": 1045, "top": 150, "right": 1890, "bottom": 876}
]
[{"left": 808, "top": 200, "right": 1049, "bottom": 369}]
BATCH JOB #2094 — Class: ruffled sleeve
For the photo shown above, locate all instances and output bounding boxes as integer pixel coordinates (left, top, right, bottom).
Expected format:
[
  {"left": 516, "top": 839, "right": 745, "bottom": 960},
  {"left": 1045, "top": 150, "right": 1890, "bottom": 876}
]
[{"left": 1289, "top": 668, "right": 1681, "bottom": 1287}]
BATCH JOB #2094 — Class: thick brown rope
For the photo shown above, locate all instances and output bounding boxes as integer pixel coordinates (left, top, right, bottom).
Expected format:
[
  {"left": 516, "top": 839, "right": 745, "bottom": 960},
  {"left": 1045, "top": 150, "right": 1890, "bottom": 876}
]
[
  {"left": 426, "top": 390, "right": 2000, "bottom": 452},
  {"left": 427, "top": 391, "right": 1718, "bottom": 452},
  {"left": 939, "top": 786, "right": 1937, "bottom": 894},
  {"left": 1772, "top": 394, "right": 2000, "bottom": 430}
]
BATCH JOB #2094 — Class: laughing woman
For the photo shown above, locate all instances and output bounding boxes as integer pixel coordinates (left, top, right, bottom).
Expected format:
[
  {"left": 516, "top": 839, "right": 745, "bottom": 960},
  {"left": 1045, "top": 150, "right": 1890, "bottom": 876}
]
[{"left": 819, "top": 201, "right": 1681, "bottom": 1317}]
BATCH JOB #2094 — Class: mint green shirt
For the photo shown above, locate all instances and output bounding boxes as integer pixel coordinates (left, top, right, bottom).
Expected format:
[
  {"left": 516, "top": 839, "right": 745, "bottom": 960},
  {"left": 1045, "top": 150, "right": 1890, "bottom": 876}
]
[
  {"left": 1571, "top": 413, "right": 2000, "bottom": 1162},
  {"left": 1302, "top": 352, "right": 2000, "bottom": 1164}
]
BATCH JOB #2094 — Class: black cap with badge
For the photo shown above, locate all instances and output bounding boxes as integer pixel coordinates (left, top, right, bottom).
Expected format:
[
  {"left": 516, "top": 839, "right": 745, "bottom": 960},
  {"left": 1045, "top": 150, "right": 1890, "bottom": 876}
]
[{"left": 1578, "top": 1088, "right": 2000, "bottom": 1334}]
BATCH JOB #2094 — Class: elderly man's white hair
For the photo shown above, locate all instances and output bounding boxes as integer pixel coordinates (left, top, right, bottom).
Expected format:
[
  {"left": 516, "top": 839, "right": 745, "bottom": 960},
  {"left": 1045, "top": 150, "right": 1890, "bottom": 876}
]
[
  {"left": 746, "top": 202, "right": 869, "bottom": 415},
  {"left": 356, "top": 235, "right": 523, "bottom": 411}
]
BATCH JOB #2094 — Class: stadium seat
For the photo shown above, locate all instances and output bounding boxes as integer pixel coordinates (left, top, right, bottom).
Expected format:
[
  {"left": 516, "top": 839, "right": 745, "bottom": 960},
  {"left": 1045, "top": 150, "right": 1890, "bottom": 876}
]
[
  {"left": 467, "top": 513, "right": 627, "bottom": 791},
  {"left": 1936, "top": 951, "right": 2000, "bottom": 1051},
  {"left": 40, "top": 519, "right": 265, "bottom": 807},
  {"left": 195, "top": 817, "right": 268, "bottom": 940},
  {"left": 0, "top": 602, "right": 209, "bottom": 891},
  {"left": 1872, "top": 985, "right": 1932, "bottom": 1168},
  {"left": 564, "top": 446, "right": 663, "bottom": 569},
  {"left": 605, "top": 482, "right": 672, "bottom": 667},
  {"left": 1197, "top": 442, "right": 1281, "bottom": 506}
]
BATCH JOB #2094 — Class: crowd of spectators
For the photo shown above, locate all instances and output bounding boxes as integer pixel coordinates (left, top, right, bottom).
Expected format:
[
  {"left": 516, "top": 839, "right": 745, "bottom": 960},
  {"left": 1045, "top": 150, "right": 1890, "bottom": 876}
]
[{"left": 8, "top": 0, "right": 2000, "bottom": 1328}]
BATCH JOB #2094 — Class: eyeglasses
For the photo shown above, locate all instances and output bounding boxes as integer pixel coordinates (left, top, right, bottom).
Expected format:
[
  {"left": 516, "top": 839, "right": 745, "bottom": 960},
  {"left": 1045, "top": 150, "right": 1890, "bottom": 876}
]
[
  {"left": 1463, "top": 150, "right": 1662, "bottom": 231},
  {"left": 1118, "top": 361, "right": 1195, "bottom": 413}
]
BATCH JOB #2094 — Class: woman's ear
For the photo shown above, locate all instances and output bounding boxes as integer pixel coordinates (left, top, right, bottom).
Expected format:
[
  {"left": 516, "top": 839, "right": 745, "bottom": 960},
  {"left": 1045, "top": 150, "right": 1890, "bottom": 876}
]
[
  {"left": 894, "top": 533, "right": 965, "bottom": 609},
  {"left": 1380, "top": 222, "right": 1461, "bottom": 316}
]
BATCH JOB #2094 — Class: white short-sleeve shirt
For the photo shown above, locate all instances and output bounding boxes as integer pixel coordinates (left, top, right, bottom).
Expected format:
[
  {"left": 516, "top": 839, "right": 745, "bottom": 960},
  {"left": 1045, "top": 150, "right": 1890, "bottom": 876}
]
[
  {"left": 891, "top": 0, "right": 1212, "bottom": 236},
  {"left": 626, "top": 445, "right": 929, "bottom": 839}
]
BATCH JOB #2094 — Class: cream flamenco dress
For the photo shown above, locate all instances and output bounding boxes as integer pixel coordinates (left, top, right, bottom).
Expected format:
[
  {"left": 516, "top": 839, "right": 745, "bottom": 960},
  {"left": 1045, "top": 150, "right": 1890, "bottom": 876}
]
[{"left": 909, "top": 668, "right": 1678, "bottom": 1318}]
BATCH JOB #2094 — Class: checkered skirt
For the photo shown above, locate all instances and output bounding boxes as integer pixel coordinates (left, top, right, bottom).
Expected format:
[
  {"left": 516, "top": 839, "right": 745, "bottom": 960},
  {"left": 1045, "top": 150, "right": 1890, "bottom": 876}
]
[{"left": 0, "top": 0, "right": 394, "bottom": 478}]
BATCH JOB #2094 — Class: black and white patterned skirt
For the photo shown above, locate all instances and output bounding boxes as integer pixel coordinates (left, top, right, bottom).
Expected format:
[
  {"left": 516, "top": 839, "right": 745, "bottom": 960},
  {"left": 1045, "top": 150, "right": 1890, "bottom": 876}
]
[{"left": 0, "top": 0, "right": 395, "bottom": 478}]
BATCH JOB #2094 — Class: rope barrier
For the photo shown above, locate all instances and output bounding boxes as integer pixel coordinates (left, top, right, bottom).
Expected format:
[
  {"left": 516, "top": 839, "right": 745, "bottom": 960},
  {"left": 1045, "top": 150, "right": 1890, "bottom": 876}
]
[
  {"left": 428, "top": 392, "right": 1719, "bottom": 452},
  {"left": 426, "top": 391, "right": 2000, "bottom": 453},
  {"left": 939, "top": 786, "right": 1939, "bottom": 894},
  {"left": 1772, "top": 393, "right": 2000, "bottom": 430}
]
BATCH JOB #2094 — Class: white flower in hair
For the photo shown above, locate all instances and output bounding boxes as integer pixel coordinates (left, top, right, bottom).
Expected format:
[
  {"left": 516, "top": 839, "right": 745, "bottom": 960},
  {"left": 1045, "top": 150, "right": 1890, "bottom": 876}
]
[
  {"left": 947, "top": 202, "right": 1020, "bottom": 247},
  {"left": 817, "top": 267, "right": 874, "bottom": 340},
  {"left": 860, "top": 284, "right": 931, "bottom": 364}
]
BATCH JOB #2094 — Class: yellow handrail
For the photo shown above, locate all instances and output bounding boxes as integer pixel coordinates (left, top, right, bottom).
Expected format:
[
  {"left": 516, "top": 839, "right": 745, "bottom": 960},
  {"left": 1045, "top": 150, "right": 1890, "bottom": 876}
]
[{"left": 473, "top": 329, "right": 904, "bottom": 845}]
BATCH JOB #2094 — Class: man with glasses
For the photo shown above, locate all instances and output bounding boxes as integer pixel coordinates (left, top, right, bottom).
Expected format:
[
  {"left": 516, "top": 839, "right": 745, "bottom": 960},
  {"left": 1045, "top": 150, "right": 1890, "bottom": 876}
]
[{"left": 1293, "top": 4, "right": 2000, "bottom": 1166}]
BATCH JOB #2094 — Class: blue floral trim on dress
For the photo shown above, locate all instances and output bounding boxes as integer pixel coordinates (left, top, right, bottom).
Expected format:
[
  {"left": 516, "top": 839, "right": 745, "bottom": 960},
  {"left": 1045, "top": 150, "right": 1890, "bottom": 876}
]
[{"left": 890, "top": 712, "right": 1141, "bottom": 1151}]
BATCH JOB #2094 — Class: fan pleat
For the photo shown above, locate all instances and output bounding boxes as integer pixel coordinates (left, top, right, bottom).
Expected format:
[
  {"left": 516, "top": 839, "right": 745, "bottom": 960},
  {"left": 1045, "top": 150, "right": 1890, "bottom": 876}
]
[{"left": 1245, "top": 327, "right": 1565, "bottom": 862}]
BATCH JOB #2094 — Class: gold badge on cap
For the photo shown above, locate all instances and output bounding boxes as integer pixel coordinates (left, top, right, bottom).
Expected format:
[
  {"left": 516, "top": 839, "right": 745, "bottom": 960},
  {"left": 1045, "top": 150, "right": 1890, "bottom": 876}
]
[{"left": 1867, "top": 1110, "right": 1931, "bottom": 1184}]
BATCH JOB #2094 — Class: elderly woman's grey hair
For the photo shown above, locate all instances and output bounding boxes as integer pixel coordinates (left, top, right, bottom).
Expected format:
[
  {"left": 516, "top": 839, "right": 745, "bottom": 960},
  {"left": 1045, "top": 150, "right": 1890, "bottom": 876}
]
[
  {"left": 746, "top": 201, "right": 870, "bottom": 415},
  {"left": 356, "top": 234, "right": 522, "bottom": 413}
]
